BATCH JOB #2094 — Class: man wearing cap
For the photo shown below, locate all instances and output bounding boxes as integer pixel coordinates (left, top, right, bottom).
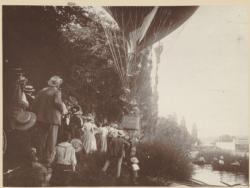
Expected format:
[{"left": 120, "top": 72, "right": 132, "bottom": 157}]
[{"left": 32, "top": 76, "right": 67, "bottom": 166}]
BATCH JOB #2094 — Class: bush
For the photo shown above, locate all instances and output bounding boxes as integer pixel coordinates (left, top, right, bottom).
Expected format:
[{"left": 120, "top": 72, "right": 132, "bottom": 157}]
[
  {"left": 137, "top": 117, "right": 193, "bottom": 180},
  {"left": 137, "top": 142, "right": 193, "bottom": 180}
]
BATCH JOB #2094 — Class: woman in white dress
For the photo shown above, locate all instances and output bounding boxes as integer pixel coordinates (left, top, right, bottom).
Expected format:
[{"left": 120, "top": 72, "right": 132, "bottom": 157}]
[
  {"left": 98, "top": 126, "right": 109, "bottom": 153},
  {"left": 81, "top": 115, "right": 97, "bottom": 154}
]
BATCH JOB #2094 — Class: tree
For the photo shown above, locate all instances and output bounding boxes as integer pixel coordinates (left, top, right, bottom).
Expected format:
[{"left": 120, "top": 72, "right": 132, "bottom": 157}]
[
  {"left": 191, "top": 123, "right": 198, "bottom": 144},
  {"left": 180, "top": 117, "right": 188, "bottom": 132}
]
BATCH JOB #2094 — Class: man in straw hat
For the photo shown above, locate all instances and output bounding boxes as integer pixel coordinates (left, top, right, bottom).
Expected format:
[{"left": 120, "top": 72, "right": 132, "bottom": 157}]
[{"left": 33, "top": 75, "right": 68, "bottom": 166}]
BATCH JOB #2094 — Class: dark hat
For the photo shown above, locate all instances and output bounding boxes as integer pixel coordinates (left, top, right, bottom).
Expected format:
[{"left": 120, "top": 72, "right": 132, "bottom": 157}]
[
  {"left": 71, "top": 106, "right": 82, "bottom": 115},
  {"left": 13, "top": 67, "right": 24, "bottom": 74},
  {"left": 14, "top": 111, "right": 36, "bottom": 130}
]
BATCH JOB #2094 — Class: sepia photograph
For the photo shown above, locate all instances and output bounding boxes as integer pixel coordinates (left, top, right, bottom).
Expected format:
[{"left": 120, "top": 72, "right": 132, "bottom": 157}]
[{"left": 2, "top": 4, "right": 249, "bottom": 187}]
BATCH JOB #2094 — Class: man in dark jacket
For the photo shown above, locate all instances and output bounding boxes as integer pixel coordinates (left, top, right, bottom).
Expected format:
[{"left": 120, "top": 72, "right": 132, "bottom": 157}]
[
  {"left": 32, "top": 76, "right": 67, "bottom": 166},
  {"left": 69, "top": 105, "right": 83, "bottom": 139}
]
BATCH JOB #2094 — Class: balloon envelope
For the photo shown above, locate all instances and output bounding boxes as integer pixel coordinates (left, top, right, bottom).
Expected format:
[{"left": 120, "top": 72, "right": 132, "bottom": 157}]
[{"left": 104, "top": 6, "right": 198, "bottom": 52}]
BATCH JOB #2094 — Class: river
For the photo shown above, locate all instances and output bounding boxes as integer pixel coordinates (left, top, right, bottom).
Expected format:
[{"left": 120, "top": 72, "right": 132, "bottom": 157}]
[{"left": 192, "top": 164, "right": 249, "bottom": 186}]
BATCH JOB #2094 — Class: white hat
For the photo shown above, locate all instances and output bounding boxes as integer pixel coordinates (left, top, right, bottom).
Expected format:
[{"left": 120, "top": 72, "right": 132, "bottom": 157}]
[
  {"left": 24, "top": 85, "right": 35, "bottom": 92},
  {"left": 48, "top": 76, "right": 63, "bottom": 87},
  {"left": 130, "top": 157, "right": 139, "bottom": 164},
  {"left": 118, "top": 130, "right": 126, "bottom": 137},
  {"left": 71, "top": 138, "right": 83, "bottom": 152},
  {"left": 110, "top": 123, "right": 118, "bottom": 128}
]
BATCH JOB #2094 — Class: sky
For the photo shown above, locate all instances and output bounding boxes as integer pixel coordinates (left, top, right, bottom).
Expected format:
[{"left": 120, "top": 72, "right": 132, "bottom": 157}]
[{"left": 156, "top": 6, "right": 249, "bottom": 138}]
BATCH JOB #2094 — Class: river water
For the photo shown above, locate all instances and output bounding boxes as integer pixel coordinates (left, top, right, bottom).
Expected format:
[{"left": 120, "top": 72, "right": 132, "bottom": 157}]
[{"left": 192, "top": 164, "right": 249, "bottom": 186}]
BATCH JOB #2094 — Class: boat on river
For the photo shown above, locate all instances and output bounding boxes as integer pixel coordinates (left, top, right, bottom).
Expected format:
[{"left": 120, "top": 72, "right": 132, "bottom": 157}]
[{"left": 212, "top": 161, "right": 242, "bottom": 172}]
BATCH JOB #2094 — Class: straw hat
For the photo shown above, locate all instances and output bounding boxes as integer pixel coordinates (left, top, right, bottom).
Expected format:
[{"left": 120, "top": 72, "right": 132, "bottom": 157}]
[
  {"left": 71, "top": 138, "right": 83, "bottom": 152},
  {"left": 14, "top": 111, "right": 37, "bottom": 130},
  {"left": 130, "top": 157, "right": 139, "bottom": 164},
  {"left": 48, "top": 76, "right": 63, "bottom": 87},
  {"left": 118, "top": 130, "right": 126, "bottom": 137},
  {"left": 24, "top": 85, "right": 35, "bottom": 93},
  {"left": 108, "top": 127, "right": 119, "bottom": 138},
  {"left": 86, "top": 114, "right": 94, "bottom": 120},
  {"left": 110, "top": 123, "right": 118, "bottom": 129}
]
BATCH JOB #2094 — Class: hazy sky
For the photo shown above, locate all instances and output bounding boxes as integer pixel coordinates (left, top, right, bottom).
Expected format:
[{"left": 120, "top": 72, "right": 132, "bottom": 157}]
[{"left": 157, "top": 6, "right": 249, "bottom": 138}]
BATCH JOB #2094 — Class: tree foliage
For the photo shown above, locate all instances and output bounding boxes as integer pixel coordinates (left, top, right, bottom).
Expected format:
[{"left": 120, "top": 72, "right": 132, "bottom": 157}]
[{"left": 3, "top": 6, "right": 157, "bottom": 124}]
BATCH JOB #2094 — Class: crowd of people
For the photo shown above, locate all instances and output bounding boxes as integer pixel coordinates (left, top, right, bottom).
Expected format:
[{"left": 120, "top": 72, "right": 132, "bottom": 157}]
[{"left": 5, "top": 70, "right": 140, "bottom": 186}]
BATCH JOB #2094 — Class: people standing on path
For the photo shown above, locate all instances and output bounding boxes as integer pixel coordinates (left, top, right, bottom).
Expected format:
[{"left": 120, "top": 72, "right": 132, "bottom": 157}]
[{"left": 32, "top": 76, "right": 68, "bottom": 166}]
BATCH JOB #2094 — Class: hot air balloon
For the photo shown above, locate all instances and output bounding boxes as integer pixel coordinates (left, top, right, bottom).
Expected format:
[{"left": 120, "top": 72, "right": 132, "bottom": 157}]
[{"left": 100, "top": 6, "right": 198, "bottom": 99}]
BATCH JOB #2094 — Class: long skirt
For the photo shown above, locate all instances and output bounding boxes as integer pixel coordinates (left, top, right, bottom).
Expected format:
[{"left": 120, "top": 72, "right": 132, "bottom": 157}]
[{"left": 81, "top": 131, "right": 97, "bottom": 154}]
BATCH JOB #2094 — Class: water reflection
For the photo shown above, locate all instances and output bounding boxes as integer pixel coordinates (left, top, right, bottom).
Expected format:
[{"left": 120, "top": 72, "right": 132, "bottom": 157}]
[{"left": 192, "top": 165, "right": 248, "bottom": 186}]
